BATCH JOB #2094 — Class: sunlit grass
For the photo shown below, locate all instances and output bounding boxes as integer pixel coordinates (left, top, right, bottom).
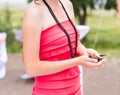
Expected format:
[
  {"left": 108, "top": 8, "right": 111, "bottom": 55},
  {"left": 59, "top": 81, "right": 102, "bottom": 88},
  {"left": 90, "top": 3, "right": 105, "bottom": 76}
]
[
  {"left": 81, "top": 12, "right": 120, "bottom": 57},
  {"left": 11, "top": 10, "right": 24, "bottom": 28}
]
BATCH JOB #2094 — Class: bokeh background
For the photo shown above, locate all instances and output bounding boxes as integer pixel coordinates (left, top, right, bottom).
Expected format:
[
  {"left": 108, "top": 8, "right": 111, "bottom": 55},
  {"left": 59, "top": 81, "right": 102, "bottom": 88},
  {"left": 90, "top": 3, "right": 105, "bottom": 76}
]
[{"left": 0, "top": 0, "right": 120, "bottom": 95}]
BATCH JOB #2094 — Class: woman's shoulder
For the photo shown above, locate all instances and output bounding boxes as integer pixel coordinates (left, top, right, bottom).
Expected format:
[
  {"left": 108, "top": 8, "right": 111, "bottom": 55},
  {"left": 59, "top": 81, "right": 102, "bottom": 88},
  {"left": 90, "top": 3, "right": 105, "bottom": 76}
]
[
  {"left": 25, "top": 1, "right": 44, "bottom": 17},
  {"left": 22, "top": 1, "right": 44, "bottom": 32},
  {"left": 23, "top": 1, "right": 44, "bottom": 25}
]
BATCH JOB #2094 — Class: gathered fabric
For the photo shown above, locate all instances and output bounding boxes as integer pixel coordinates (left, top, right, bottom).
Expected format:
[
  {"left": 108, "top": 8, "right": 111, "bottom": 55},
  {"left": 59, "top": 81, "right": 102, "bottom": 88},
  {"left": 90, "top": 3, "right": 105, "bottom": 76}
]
[{"left": 32, "top": 20, "right": 82, "bottom": 95}]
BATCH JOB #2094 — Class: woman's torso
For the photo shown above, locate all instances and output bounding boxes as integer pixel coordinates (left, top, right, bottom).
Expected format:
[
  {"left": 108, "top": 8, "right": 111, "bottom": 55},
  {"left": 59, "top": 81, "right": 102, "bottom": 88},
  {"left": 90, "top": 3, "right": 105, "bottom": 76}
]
[{"left": 30, "top": 0, "right": 81, "bottom": 90}]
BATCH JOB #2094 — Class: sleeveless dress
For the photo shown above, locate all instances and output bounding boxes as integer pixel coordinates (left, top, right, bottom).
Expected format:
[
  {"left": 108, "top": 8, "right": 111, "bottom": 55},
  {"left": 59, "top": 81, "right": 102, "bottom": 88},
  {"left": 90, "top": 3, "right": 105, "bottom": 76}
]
[{"left": 32, "top": 20, "right": 82, "bottom": 95}]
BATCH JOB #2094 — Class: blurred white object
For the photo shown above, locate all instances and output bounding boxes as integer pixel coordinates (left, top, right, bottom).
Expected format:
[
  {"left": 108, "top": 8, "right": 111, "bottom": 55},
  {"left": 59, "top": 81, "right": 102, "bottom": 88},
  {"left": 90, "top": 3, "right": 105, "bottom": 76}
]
[
  {"left": 76, "top": 25, "right": 90, "bottom": 40},
  {"left": 0, "top": 65, "right": 6, "bottom": 79},
  {"left": 0, "top": 32, "right": 7, "bottom": 79},
  {"left": 20, "top": 73, "right": 32, "bottom": 80},
  {"left": 13, "top": 29, "right": 23, "bottom": 42},
  {"left": 76, "top": 25, "right": 90, "bottom": 95}
]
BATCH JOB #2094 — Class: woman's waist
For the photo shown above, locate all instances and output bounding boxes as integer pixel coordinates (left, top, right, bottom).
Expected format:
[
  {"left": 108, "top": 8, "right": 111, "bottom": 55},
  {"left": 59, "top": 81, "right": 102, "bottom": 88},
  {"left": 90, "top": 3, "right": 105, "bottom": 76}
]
[
  {"left": 35, "top": 66, "right": 80, "bottom": 81},
  {"left": 34, "top": 74, "right": 80, "bottom": 89}
]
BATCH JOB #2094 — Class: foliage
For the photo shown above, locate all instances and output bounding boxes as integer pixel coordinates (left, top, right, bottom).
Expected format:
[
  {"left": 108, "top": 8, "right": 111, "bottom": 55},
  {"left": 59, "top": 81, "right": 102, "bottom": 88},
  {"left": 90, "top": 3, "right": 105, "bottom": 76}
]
[
  {"left": 82, "top": 13, "right": 120, "bottom": 50},
  {"left": 0, "top": 7, "right": 22, "bottom": 53},
  {"left": 0, "top": 7, "right": 14, "bottom": 46},
  {"left": 0, "top": 7, "right": 12, "bottom": 33},
  {"left": 105, "top": 0, "right": 117, "bottom": 10},
  {"left": 70, "top": 0, "right": 117, "bottom": 41},
  {"left": 28, "top": 0, "right": 32, "bottom": 3}
]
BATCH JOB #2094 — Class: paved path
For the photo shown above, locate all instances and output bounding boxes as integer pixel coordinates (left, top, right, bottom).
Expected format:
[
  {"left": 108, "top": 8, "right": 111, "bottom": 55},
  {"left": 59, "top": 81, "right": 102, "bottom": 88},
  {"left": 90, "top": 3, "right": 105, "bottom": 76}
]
[
  {"left": 83, "top": 58, "right": 120, "bottom": 95},
  {"left": 0, "top": 54, "right": 120, "bottom": 95}
]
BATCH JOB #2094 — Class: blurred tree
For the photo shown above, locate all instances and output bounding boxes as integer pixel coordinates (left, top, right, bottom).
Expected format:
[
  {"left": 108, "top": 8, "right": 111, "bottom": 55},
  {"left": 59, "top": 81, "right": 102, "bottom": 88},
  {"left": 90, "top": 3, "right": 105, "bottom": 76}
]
[
  {"left": 28, "top": 0, "right": 32, "bottom": 3},
  {"left": 105, "top": 0, "right": 117, "bottom": 10},
  {"left": 71, "top": 0, "right": 88, "bottom": 25},
  {"left": 0, "top": 6, "right": 14, "bottom": 45},
  {"left": 71, "top": 0, "right": 94, "bottom": 41},
  {"left": 71, "top": 0, "right": 117, "bottom": 25},
  {"left": 0, "top": 6, "right": 22, "bottom": 53},
  {"left": 71, "top": 0, "right": 117, "bottom": 41},
  {"left": 0, "top": 7, "right": 12, "bottom": 32}
]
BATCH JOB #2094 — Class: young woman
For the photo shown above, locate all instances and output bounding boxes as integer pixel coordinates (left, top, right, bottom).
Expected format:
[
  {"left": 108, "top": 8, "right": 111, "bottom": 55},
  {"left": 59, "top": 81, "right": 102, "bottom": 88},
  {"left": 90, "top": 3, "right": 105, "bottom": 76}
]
[{"left": 22, "top": 0, "right": 107, "bottom": 95}]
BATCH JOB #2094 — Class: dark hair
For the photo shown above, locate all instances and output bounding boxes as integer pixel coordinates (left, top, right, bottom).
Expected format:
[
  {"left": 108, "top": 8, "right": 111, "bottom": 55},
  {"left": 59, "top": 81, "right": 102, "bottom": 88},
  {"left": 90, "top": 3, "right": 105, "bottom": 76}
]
[{"left": 34, "top": 0, "right": 40, "bottom": 5}]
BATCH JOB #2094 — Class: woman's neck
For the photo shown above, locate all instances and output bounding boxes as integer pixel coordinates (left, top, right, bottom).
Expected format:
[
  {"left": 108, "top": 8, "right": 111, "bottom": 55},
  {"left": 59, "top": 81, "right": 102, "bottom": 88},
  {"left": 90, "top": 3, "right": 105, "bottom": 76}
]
[
  {"left": 45, "top": 0, "right": 59, "bottom": 3},
  {"left": 44, "top": 0, "right": 60, "bottom": 7}
]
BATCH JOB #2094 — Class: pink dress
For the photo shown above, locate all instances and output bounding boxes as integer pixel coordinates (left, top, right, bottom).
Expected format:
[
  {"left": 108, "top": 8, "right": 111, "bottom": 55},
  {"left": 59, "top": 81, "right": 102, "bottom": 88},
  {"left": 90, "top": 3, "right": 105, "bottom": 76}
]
[{"left": 32, "top": 20, "right": 82, "bottom": 95}]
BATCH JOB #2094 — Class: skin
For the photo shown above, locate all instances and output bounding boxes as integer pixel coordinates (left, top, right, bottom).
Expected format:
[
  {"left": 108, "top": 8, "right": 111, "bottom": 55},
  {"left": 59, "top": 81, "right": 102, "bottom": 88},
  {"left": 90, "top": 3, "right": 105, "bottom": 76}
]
[{"left": 22, "top": 0, "right": 107, "bottom": 77}]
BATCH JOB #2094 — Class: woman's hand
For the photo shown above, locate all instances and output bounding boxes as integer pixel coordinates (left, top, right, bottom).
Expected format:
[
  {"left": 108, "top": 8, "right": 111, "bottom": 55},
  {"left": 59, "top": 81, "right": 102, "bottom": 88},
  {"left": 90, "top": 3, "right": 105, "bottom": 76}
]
[
  {"left": 76, "top": 55, "right": 107, "bottom": 69},
  {"left": 76, "top": 43, "right": 88, "bottom": 56},
  {"left": 87, "top": 48, "right": 100, "bottom": 58},
  {"left": 76, "top": 42, "right": 107, "bottom": 69}
]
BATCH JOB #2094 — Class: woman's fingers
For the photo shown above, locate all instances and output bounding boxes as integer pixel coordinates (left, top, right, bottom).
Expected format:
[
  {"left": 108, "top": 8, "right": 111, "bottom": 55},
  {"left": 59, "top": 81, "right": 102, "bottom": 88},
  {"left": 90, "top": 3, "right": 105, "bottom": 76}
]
[
  {"left": 77, "top": 55, "right": 107, "bottom": 69},
  {"left": 86, "top": 58, "right": 107, "bottom": 69}
]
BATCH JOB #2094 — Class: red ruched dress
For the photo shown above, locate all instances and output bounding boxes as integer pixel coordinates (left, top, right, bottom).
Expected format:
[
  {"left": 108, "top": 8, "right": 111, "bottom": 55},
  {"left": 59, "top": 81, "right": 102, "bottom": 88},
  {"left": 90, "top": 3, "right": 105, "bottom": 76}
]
[{"left": 32, "top": 20, "right": 82, "bottom": 95}]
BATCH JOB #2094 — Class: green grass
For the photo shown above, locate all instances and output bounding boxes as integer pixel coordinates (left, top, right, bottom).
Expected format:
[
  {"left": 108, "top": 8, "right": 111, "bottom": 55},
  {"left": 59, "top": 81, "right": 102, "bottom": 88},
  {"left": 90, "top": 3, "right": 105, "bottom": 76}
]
[
  {"left": 11, "top": 10, "right": 24, "bottom": 28},
  {"left": 86, "top": 14, "right": 120, "bottom": 47},
  {"left": 81, "top": 13, "right": 120, "bottom": 58}
]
